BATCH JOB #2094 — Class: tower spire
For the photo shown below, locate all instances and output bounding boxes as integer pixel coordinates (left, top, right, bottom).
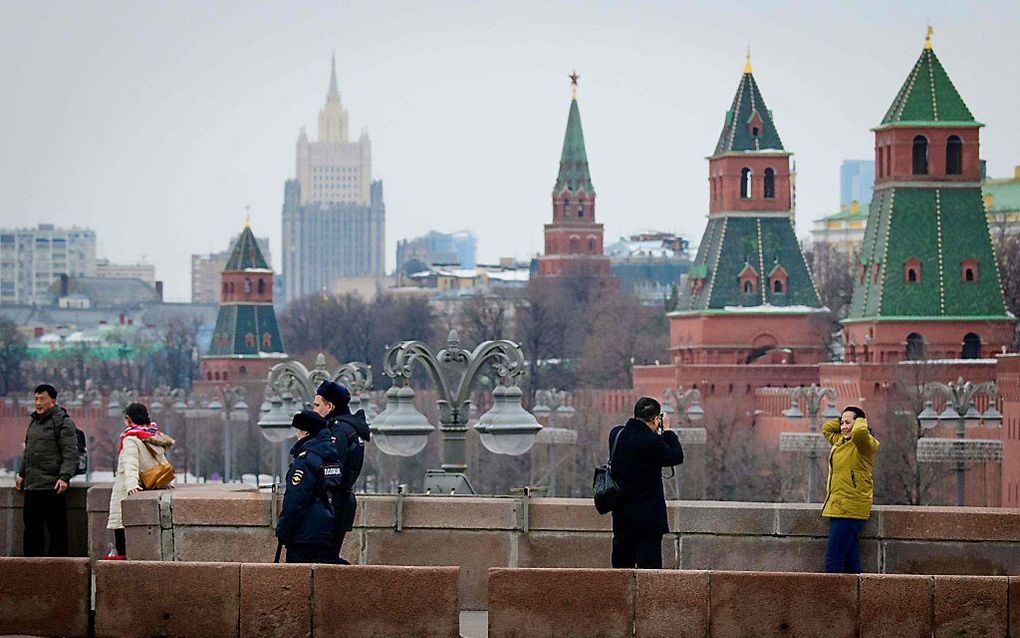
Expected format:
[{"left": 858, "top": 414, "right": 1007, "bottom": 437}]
[
  {"left": 744, "top": 46, "right": 752, "bottom": 74},
  {"left": 924, "top": 24, "right": 933, "bottom": 50},
  {"left": 328, "top": 51, "right": 339, "bottom": 99},
  {"left": 569, "top": 70, "right": 579, "bottom": 101}
]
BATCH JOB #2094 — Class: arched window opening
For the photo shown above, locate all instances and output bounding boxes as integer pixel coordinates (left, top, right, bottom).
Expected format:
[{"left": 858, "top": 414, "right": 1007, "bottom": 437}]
[
  {"left": 908, "top": 269, "right": 917, "bottom": 282},
  {"left": 587, "top": 238, "right": 596, "bottom": 252},
  {"left": 740, "top": 168, "right": 752, "bottom": 199},
  {"left": 577, "top": 206, "right": 584, "bottom": 218},
  {"left": 904, "top": 257, "right": 921, "bottom": 284},
  {"left": 773, "top": 280, "right": 783, "bottom": 293},
  {"left": 912, "top": 135, "right": 928, "bottom": 175},
  {"left": 238, "top": 365, "right": 247, "bottom": 376},
  {"left": 569, "top": 237, "right": 579, "bottom": 253},
  {"left": 961, "top": 332, "right": 981, "bottom": 359},
  {"left": 743, "top": 281, "right": 753, "bottom": 293},
  {"left": 965, "top": 268, "right": 975, "bottom": 282},
  {"left": 562, "top": 199, "right": 570, "bottom": 218},
  {"left": 905, "top": 332, "right": 926, "bottom": 361},
  {"left": 752, "top": 126, "right": 759, "bottom": 137},
  {"left": 244, "top": 278, "right": 252, "bottom": 294},
  {"left": 946, "top": 135, "right": 963, "bottom": 175},
  {"left": 257, "top": 279, "right": 266, "bottom": 294},
  {"left": 244, "top": 333, "right": 255, "bottom": 348},
  {"left": 763, "top": 168, "right": 776, "bottom": 199},
  {"left": 262, "top": 333, "right": 273, "bottom": 349}
]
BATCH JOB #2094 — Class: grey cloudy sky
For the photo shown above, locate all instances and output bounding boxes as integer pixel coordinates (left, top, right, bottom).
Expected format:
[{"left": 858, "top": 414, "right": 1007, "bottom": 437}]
[{"left": 1, "top": 1, "right": 1018, "bottom": 301}]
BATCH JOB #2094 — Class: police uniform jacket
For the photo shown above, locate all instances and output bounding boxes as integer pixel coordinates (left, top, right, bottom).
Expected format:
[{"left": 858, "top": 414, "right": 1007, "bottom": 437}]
[
  {"left": 328, "top": 409, "right": 370, "bottom": 532},
  {"left": 276, "top": 429, "right": 344, "bottom": 548},
  {"left": 609, "top": 419, "right": 684, "bottom": 539}
]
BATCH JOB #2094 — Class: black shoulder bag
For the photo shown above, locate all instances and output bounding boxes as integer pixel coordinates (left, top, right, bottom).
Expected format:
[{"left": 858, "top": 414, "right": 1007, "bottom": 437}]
[{"left": 592, "top": 427, "right": 622, "bottom": 515}]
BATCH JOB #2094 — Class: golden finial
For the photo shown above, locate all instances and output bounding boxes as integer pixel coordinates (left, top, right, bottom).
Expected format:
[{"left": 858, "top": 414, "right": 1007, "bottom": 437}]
[
  {"left": 244, "top": 204, "right": 251, "bottom": 228},
  {"left": 924, "top": 24, "right": 933, "bottom": 50},
  {"left": 744, "top": 46, "right": 752, "bottom": 74},
  {"left": 569, "top": 70, "right": 579, "bottom": 100}
]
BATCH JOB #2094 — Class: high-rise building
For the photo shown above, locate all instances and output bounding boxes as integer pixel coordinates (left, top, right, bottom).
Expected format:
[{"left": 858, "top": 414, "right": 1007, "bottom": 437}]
[
  {"left": 840, "top": 160, "right": 875, "bottom": 208},
  {"left": 535, "top": 74, "right": 611, "bottom": 280},
  {"left": 396, "top": 230, "right": 477, "bottom": 269},
  {"left": 843, "top": 33, "right": 1014, "bottom": 362},
  {"left": 191, "top": 235, "right": 271, "bottom": 303},
  {"left": 282, "top": 55, "right": 386, "bottom": 304},
  {"left": 0, "top": 224, "right": 97, "bottom": 305}
]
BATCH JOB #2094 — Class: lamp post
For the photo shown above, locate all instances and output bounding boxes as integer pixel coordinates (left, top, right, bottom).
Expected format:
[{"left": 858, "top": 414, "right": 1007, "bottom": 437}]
[
  {"left": 372, "top": 330, "right": 542, "bottom": 494},
  {"left": 204, "top": 386, "right": 248, "bottom": 483},
  {"left": 915, "top": 377, "right": 1002, "bottom": 506},
  {"left": 779, "top": 385, "right": 838, "bottom": 503},
  {"left": 532, "top": 389, "right": 577, "bottom": 497},
  {"left": 258, "top": 354, "right": 372, "bottom": 485},
  {"left": 660, "top": 387, "right": 705, "bottom": 500}
]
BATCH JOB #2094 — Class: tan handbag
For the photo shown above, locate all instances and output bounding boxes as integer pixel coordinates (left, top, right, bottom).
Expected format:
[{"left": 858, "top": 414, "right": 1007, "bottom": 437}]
[{"left": 139, "top": 441, "right": 175, "bottom": 490}]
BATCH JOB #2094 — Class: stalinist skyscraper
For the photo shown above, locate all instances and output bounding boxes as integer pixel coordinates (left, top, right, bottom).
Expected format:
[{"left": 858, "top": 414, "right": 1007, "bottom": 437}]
[{"left": 282, "top": 55, "right": 385, "bottom": 304}]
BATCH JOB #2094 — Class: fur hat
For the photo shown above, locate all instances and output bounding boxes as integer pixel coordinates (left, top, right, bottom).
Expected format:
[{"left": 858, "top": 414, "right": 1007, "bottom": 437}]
[
  {"left": 292, "top": 409, "right": 327, "bottom": 435},
  {"left": 316, "top": 381, "right": 351, "bottom": 411}
]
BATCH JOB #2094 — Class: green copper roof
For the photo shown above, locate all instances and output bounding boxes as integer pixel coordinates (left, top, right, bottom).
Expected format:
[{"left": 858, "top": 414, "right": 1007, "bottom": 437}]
[
  {"left": 880, "top": 47, "right": 975, "bottom": 126},
  {"left": 207, "top": 304, "right": 285, "bottom": 357},
  {"left": 847, "top": 187, "right": 1009, "bottom": 320},
  {"left": 225, "top": 225, "right": 270, "bottom": 271},
  {"left": 714, "top": 71, "right": 784, "bottom": 155},
  {"left": 677, "top": 216, "right": 821, "bottom": 311},
  {"left": 553, "top": 98, "right": 594, "bottom": 195},
  {"left": 983, "top": 176, "right": 1020, "bottom": 212},
  {"left": 820, "top": 201, "right": 870, "bottom": 223}
]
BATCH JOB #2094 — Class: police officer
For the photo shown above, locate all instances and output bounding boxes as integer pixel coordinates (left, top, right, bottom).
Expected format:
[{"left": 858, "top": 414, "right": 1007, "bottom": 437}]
[
  {"left": 276, "top": 410, "right": 343, "bottom": 564},
  {"left": 313, "top": 381, "right": 371, "bottom": 564}
]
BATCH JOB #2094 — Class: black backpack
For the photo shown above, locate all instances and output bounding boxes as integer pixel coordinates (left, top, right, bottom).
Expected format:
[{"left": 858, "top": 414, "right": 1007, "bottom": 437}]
[{"left": 54, "top": 424, "right": 88, "bottom": 477}]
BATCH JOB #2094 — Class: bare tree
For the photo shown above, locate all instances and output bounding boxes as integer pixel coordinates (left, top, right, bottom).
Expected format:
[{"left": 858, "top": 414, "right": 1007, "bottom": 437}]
[{"left": 0, "top": 317, "right": 26, "bottom": 394}]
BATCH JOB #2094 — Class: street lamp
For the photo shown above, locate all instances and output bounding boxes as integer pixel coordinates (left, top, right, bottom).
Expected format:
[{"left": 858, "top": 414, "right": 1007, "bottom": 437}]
[
  {"left": 779, "top": 384, "right": 837, "bottom": 503},
  {"left": 661, "top": 387, "right": 706, "bottom": 500},
  {"left": 532, "top": 389, "right": 578, "bottom": 497},
  {"left": 204, "top": 386, "right": 247, "bottom": 483},
  {"left": 374, "top": 330, "right": 542, "bottom": 494},
  {"left": 915, "top": 377, "right": 1003, "bottom": 506},
  {"left": 259, "top": 354, "right": 373, "bottom": 484}
]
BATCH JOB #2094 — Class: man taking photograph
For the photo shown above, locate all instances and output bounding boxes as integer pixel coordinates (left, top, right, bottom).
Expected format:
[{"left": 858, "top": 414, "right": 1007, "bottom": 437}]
[{"left": 609, "top": 396, "right": 684, "bottom": 569}]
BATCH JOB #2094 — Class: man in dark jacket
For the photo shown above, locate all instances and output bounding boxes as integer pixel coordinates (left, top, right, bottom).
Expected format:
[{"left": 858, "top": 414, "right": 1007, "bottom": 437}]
[
  {"left": 276, "top": 410, "right": 344, "bottom": 564},
  {"left": 609, "top": 396, "right": 684, "bottom": 569},
  {"left": 314, "top": 380, "right": 371, "bottom": 563},
  {"left": 15, "top": 384, "right": 80, "bottom": 557}
]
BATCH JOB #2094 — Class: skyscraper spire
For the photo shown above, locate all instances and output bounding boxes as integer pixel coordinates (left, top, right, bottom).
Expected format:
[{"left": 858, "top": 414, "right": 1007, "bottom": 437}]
[{"left": 328, "top": 51, "right": 339, "bottom": 100}]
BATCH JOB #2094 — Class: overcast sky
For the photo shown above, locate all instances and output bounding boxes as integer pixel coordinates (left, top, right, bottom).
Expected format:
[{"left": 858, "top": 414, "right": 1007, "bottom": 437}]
[{"left": 1, "top": 1, "right": 1018, "bottom": 301}]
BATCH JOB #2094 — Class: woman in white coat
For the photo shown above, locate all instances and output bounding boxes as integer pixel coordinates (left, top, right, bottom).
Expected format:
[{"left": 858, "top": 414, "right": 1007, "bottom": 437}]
[{"left": 107, "top": 402, "right": 174, "bottom": 558}]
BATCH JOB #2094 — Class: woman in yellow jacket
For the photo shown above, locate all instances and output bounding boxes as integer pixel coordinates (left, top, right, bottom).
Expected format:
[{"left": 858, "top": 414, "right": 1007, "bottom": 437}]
[{"left": 821, "top": 406, "right": 879, "bottom": 573}]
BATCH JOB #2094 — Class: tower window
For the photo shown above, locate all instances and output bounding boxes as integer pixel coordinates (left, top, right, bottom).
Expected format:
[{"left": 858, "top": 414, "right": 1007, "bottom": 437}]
[
  {"left": 740, "top": 168, "right": 752, "bottom": 199},
  {"left": 257, "top": 278, "right": 266, "bottom": 294},
  {"left": 946, "top": 135, "right": 963, "bottom": 175},
  {"left": 587, "top": 237, "right": 596, "bottom": 252},
  {"left": 961, "top": 332, "right": 981, "bottom": 359},
  {"left": 904, "top": 257, "right": 921, "bottom": 284},
  {"left": 912, "top": 135, "right": 928, "bottom": 175},
  {"left": 244, "top": 278, "right": 252, "bottom": 294},
  {"left": 577, "top": 206, "right": 583, "bottom": 218},
  {"left": 962, "top": 258, "right": 978, "bottom": 283},
  {"left": 743, "top": 281, "right": 753, "bottom": 293},
  {"left": 773, "top": 280, "right": 783, "bottom": 293},
  {"left": 262, "top": 333, "right": 273, "bottom": 349},
  {"left": 752, "top": 126, "right": 759, "bottom": 136},
  {"left": 763, "top": 168, "right": 775, "bottom": 199},
  {"left": 905, "top": 332, "right": 926, "bottom": 360},
  {"left": 245, "top": 333, "right": 255, "bottom": 348}
]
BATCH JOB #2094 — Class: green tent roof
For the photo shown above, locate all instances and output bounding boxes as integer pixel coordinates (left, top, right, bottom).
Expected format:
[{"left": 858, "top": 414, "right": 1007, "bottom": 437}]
[
  {"left": 879, "top": 46, "right": 976, "bottom": 127},
  {"left": 983, "top": 176, "right": 1020, "bottom": 213},
  {"left": 553, "top": 98, "right": 594, "bottom": 195},
  {"left": 714, "top": 67, "right": 784, "bottom": 155},
  {"left": 225, "top": 225, "right": 270, "bottom": 271}
]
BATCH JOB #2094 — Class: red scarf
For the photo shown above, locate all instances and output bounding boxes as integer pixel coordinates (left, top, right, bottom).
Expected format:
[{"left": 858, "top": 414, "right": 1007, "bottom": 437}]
[{"left": 118, "top": 422, "right": 162, "bottom": 453}]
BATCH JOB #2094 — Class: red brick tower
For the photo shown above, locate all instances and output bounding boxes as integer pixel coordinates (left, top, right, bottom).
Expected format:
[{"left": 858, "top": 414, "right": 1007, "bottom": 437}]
[{"left": 536, "top": 72, "right": 611, "bottom": 279}]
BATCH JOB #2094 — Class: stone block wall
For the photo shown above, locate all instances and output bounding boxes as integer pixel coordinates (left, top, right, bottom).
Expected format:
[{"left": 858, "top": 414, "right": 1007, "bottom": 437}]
[{"left": 489, "top": 568, "right": 1018, "bottom": 638}]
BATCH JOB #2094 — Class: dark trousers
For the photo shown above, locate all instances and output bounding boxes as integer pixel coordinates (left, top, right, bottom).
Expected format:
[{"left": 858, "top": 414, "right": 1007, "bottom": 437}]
[
  {"left": 331, "top": 491, "right": 357, "bottom": 561},
  {"left": 825, "top": 517, "right": 866, "bottom": 573},
  {"left": 612, "top": 535, "right": 662, "bottom": 569},
  {"left": 23, "top": 490, "right": 68, "bottom": 557},
  {"left": 114, "top": 529, "right": 126, "bottom": 556},
  {"left": 285, "top": 544, "right": 336, "bottom": 564}
]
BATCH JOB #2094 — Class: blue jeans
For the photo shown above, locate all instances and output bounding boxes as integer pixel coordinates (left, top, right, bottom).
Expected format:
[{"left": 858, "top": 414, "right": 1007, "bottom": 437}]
[{"left": 825, "top": 517, "right": 866, "bottom": 573}]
